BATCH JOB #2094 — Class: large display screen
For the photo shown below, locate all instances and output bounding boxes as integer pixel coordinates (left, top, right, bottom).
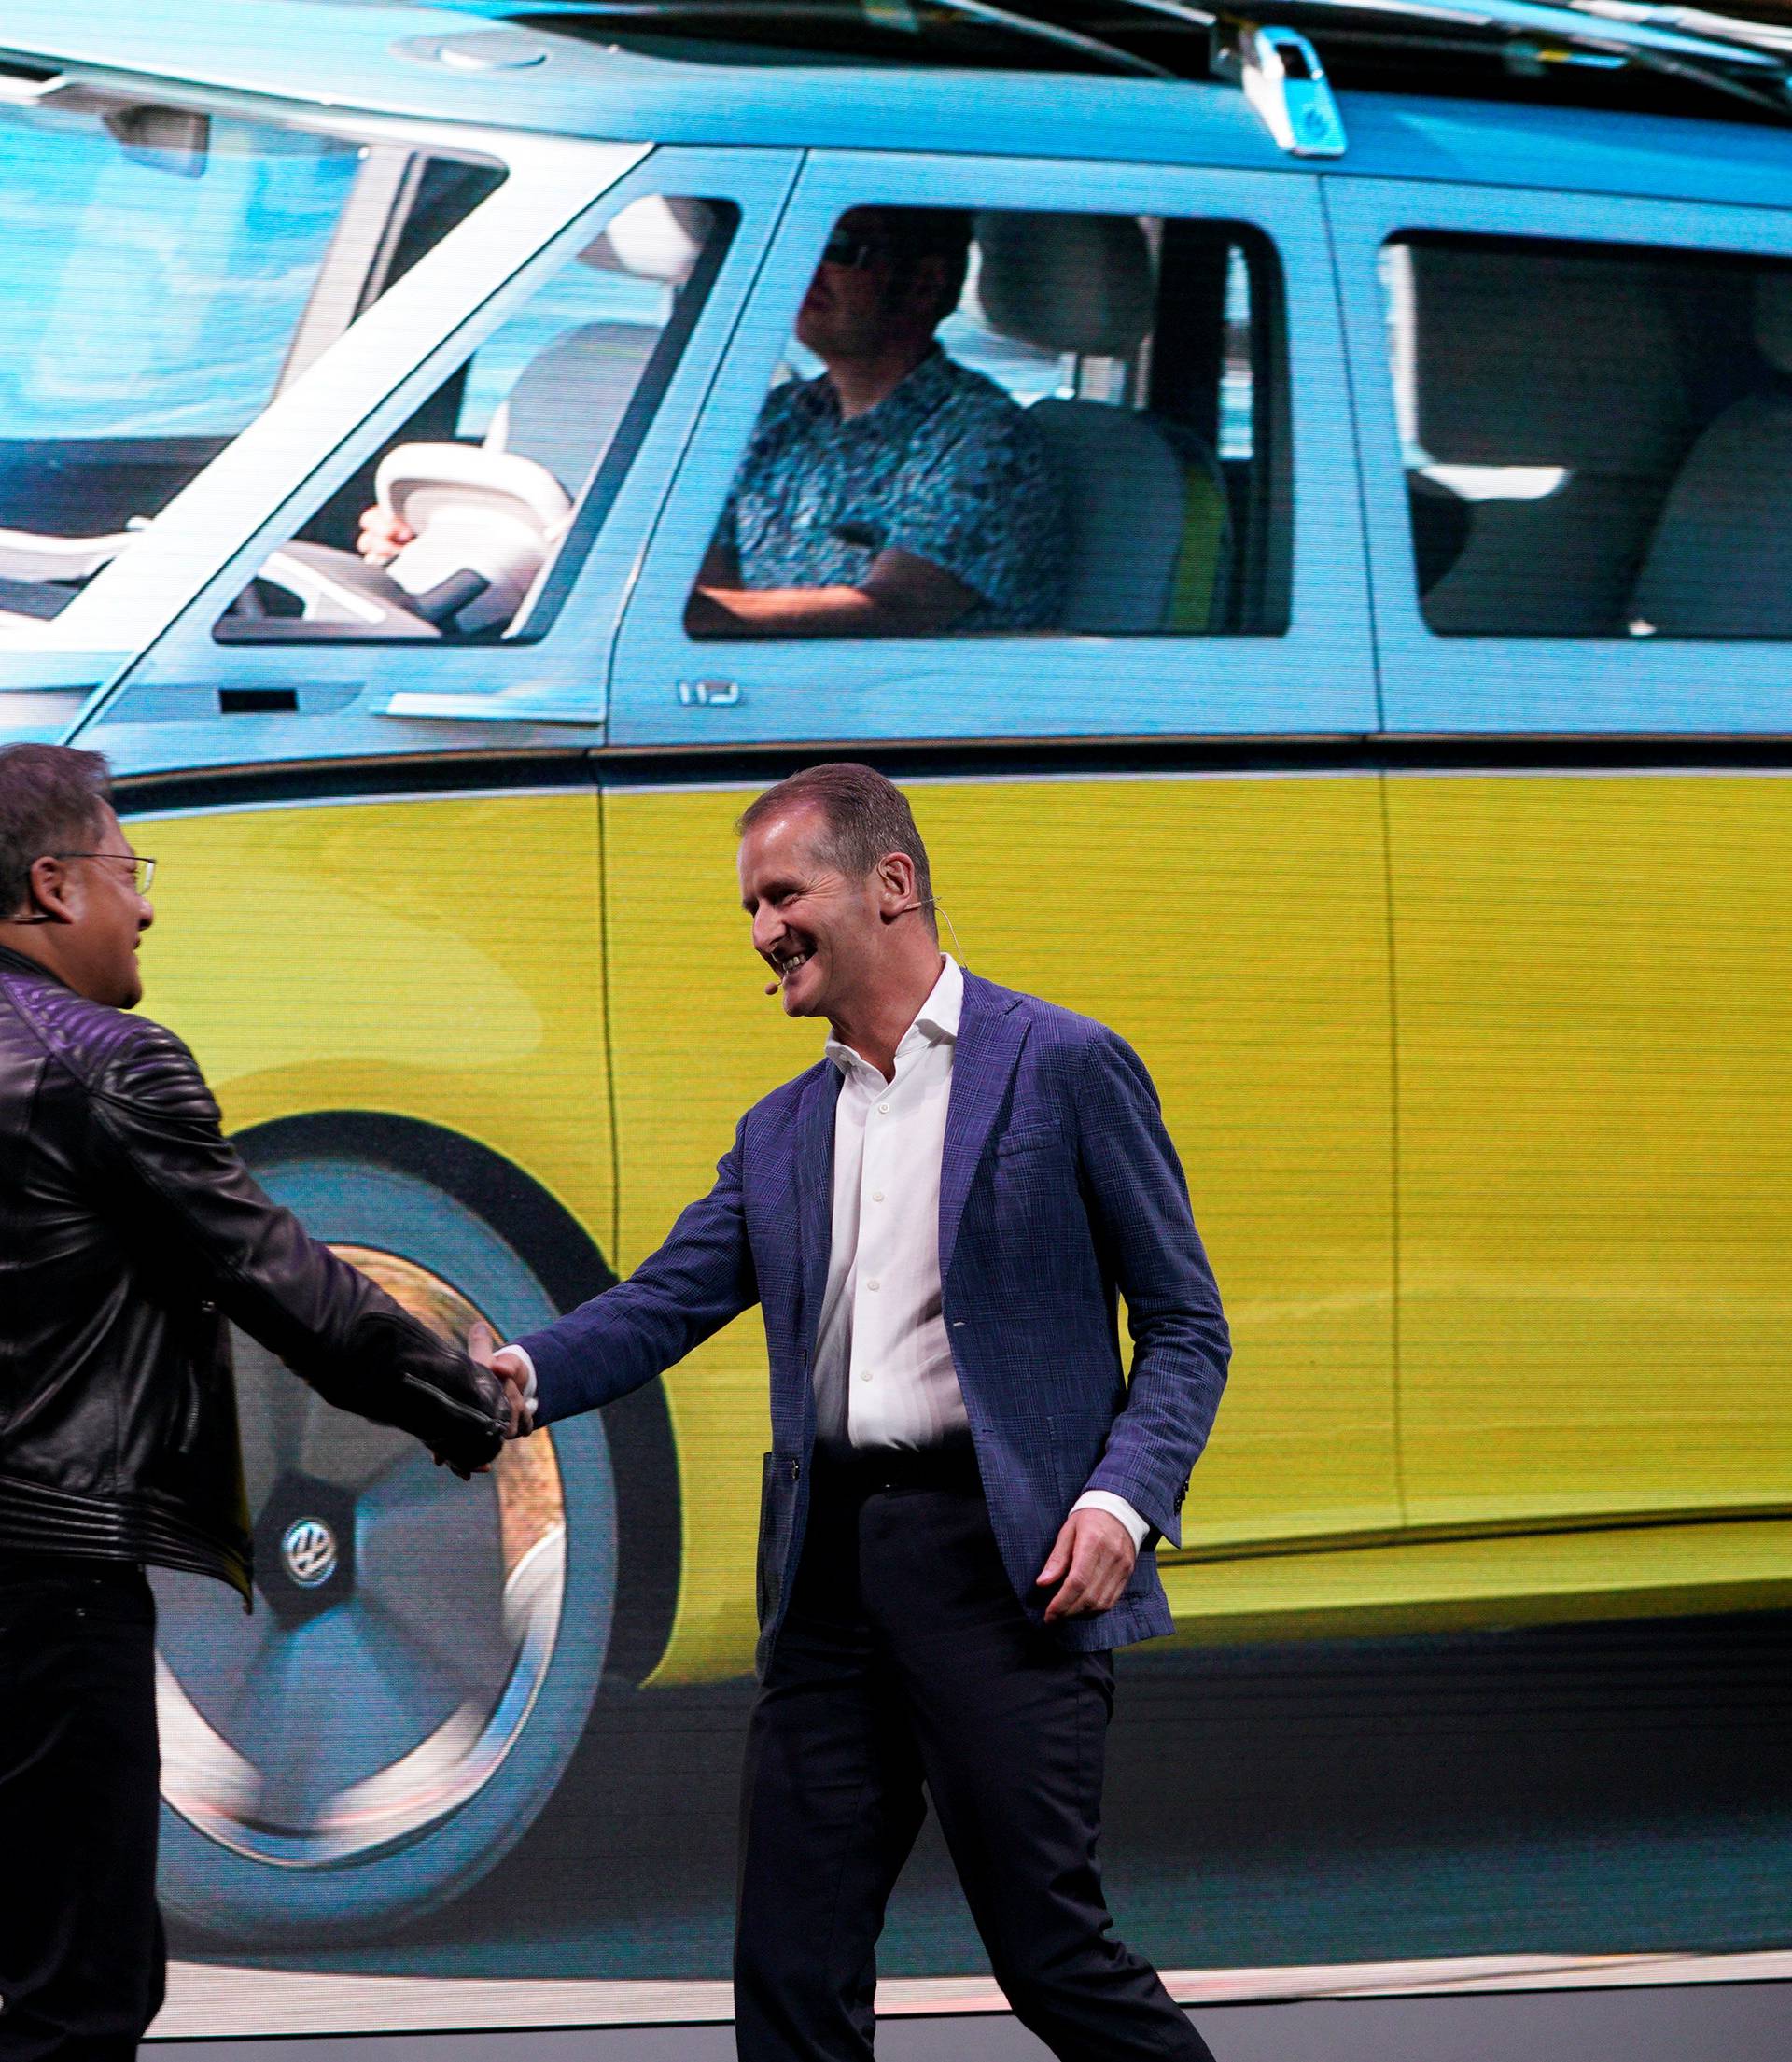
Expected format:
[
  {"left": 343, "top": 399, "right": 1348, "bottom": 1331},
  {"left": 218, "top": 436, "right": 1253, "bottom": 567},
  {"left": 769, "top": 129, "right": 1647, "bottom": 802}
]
[{"left": 5, "top": 3, "right": 1787, "bottom": 2039}]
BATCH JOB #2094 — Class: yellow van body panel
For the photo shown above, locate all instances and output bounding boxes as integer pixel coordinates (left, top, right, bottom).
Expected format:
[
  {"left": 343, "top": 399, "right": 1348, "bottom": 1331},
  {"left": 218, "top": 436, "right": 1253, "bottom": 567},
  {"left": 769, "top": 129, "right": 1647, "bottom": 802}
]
[
  {"left": 1388, "top": 774, "right": 1792, "bottom": 1532},
  {"left": 133, "top": 790, "right": 616, "bottom": 1292},
  {"left": 604, "top": 774, "right": 1400, "bottom": 1682},
  {"left": 127, "top": 775, "right": 1792, "bottom": 1690}
]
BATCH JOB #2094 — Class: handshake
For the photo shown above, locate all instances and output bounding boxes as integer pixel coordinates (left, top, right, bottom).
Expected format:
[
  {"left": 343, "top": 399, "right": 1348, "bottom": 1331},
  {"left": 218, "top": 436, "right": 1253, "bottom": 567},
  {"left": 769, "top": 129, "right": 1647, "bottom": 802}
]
[
  {"left": 399, "top": 1318, "right": 537, "bottom": 1480},
  {"left": 469, "top": 1320, "right": 535, "bottom": 1439}
]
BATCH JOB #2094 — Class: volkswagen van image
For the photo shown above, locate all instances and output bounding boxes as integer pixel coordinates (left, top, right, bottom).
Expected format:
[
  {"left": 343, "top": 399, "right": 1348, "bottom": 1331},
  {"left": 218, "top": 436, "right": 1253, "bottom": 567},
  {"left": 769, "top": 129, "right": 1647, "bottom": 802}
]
[{"left": 5, "top": 0, "right": 1792, "bottom": 1961}]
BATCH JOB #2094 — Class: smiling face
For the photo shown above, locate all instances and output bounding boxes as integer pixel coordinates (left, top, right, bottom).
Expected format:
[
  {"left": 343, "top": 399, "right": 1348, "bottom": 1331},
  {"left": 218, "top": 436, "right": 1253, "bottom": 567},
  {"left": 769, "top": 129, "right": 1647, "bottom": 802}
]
[{"left": 738, "top": 802, "right": 902, "bottom": 1027}]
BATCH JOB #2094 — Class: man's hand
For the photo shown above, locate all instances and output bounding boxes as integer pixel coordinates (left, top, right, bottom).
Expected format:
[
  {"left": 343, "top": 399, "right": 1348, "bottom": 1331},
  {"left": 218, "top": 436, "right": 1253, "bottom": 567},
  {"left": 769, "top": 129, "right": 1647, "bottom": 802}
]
[
  {"left": 469, "top": 1319, "right": 533, "bottom": 1439},
  {"left": 357, "top": 503, "right": 414, "bottom": 566},
  {"left": 1036, "top": 1508, "right": 1137, "bottom": 1622}
]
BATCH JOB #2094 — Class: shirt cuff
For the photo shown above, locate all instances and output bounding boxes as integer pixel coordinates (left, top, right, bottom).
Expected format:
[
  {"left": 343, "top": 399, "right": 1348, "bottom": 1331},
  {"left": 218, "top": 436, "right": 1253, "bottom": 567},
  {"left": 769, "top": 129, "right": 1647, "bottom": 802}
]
[
  {"left": 498, "top": 1343, "right": 538, "bottom": 1432},
  {"left": 1071, "top": 1490, "right": 1150, "bottom": 1552}
]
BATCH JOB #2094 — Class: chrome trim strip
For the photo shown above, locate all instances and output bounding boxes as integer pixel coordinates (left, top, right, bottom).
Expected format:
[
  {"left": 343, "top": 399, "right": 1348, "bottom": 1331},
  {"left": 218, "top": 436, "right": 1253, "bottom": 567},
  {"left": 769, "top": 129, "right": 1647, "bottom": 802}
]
[{"left": 1163, "top": 1500, "right": 1792, "bottom": 1566}]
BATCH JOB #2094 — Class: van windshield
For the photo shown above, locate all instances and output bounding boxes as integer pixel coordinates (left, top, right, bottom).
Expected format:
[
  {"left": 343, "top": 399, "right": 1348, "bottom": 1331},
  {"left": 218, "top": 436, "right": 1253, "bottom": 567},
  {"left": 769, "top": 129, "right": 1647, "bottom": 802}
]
[{"left": 0, "top": 91, "right": 502, "bottom": 624}]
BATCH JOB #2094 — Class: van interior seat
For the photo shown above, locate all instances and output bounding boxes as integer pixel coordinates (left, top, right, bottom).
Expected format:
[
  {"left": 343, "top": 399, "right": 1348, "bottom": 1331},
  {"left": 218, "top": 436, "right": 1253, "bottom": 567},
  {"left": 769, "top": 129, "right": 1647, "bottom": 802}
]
[
  {"left": 254, "top": 317, "right": 662, "bottom": 638},
  {"left": 972, "top": 210, "right": 1219, "bottom": 634},
  {"left": 1629, "top": 271, "right": 1792, "bottom": 638},
  {"left": 486, "top": 321, "right": 663, "bottom": 495},
  {"left": 240, "top": 196, "right": 707, "bottom": 637},
  {"left": 1409, "top": 245, "right": 1689, "bottom": 636}
]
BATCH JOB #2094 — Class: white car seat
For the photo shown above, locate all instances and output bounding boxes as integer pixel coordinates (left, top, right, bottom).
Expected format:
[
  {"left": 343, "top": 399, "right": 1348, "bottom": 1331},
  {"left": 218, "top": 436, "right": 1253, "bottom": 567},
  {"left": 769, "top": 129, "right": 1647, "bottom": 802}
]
[
  {"left": 486, "top": 322, "right": 662, "bottom": 492},
  {"left": 1628, "top": 272, "right": 1792, "bottom": 638},
  {"left": 971, "top": 211, "right": 1206, "bottom": 634},
  {"left": 1407, "top": 244, "right": 1689, "bottom": 636},
  {"left": 252, "top": 321, "right": 659, "bottom": 637},
  {"left": 244, "top": 195, "right": 714, "bottom": 636}
]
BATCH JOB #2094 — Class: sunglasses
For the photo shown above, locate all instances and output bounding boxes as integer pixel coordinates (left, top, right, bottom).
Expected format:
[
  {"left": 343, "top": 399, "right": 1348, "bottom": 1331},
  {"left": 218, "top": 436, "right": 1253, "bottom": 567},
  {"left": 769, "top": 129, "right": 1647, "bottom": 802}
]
[{"left": 820, "top": 228, "right": 891, "bottom": 270}]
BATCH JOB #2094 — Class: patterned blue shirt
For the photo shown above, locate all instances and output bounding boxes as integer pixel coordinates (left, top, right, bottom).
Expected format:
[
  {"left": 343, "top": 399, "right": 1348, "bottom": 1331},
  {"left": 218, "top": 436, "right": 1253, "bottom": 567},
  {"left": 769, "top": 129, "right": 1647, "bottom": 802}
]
[{"left": 716, "top": 345, "right": 1066, "bottom": 632}]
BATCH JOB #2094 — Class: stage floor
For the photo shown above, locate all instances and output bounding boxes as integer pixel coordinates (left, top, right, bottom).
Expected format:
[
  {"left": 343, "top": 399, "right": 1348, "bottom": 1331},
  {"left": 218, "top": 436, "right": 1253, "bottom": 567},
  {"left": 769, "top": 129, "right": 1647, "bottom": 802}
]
[
  {"left": 148, "top": 1975, "right": 1792, "bottom": 2062},
  {"left": 147, "top": 1946, "right": 1792, "bottom": 2038}
]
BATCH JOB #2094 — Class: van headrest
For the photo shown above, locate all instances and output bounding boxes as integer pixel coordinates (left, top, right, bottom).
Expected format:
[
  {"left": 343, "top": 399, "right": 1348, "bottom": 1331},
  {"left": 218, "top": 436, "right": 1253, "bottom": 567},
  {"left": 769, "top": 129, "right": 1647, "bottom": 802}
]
[
  {"left": 580, "top": 196, "right": 716, "bottom": 285},
  {"left": 1410, "top": 245, "right": 1686, "bottom": 472},
  {"left": 971, "top": 211, "right": 1155, "bottom": 358},
  {"left": 1755, "top": 270, "right": 1792, "bottom": 378}
]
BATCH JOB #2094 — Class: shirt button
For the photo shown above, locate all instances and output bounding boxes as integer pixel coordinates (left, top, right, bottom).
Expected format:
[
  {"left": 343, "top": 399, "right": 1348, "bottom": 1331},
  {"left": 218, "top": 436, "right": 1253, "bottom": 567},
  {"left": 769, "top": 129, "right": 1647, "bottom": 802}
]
[
  {"left": 871, "top": 1190, "right": 884, "bottom": 1203},
  {"left": 865, "top": 1278, "right": 880, "bottom": 1293},
  {"left": 877, "top": 1101, "right": 889, "bottom": 1115},
  {"left": 858, "top": 1368, "right": 874, "bottom": 1382}
]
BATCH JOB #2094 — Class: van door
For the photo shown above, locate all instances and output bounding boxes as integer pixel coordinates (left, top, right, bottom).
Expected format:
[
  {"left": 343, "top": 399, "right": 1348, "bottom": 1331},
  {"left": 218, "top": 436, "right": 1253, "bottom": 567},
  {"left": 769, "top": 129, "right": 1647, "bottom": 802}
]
[
  {"left": 1331, "top": 176, "right": 1792, "bottom": 1535},
  {"left": 604, "top": 153, "right": 1401, "bottom": 1570}
]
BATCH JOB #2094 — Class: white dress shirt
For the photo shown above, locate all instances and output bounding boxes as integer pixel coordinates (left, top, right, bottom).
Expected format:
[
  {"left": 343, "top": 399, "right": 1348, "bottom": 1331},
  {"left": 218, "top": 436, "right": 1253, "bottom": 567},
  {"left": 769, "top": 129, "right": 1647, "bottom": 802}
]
[
  {"left": 806, "top": 957, "right": 1144, "bottom": 1547},
  {"left": 813, "top": 953, "right": 964, "bottom": 1452},
  {"left": 506, "top": 954, "right": 1144, "bottom": 1549}
]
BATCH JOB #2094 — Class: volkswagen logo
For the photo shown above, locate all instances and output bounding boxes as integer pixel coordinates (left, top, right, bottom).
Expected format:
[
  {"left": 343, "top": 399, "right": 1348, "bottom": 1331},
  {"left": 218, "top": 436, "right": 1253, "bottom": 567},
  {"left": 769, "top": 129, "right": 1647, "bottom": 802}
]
[{"left": 281, "top": 1517, "right": 339, "bottom": 1589}]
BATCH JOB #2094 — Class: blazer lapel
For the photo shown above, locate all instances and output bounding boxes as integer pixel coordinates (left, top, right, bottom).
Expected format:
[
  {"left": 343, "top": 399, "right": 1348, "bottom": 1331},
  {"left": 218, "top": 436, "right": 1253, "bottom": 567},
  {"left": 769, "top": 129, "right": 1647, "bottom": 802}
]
[
  {"left": 796, "top": 1061, "right": 842, "bottom": 1362},
  {"left": 939, "top": 974, "right": 1029, "bottom": 1285}
]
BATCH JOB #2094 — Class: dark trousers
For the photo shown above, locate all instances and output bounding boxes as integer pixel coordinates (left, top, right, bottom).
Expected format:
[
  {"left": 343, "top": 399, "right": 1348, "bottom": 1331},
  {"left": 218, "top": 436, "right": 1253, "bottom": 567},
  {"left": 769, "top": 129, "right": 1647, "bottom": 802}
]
[
  {"left": 735, "top": 1452, "right": 1213, "bottom": 2062},
  {"left": 0, "top": 1559, "right": 165, "bottom": 2060}
]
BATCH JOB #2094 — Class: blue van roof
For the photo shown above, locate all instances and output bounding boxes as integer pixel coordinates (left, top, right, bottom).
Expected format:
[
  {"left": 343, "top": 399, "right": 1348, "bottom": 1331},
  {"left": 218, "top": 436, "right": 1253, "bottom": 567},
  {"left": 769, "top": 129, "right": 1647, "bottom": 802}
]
[{"left": 10, "top": 0, "right": 1792, "bottom": 206}]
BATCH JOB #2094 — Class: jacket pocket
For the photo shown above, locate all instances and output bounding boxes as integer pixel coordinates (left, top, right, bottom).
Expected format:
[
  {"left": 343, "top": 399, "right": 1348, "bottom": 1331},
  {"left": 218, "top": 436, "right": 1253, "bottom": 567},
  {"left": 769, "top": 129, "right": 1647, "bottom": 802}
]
[{"left": 995, "top": 1120, "right": 1064, "bottom": 1158}]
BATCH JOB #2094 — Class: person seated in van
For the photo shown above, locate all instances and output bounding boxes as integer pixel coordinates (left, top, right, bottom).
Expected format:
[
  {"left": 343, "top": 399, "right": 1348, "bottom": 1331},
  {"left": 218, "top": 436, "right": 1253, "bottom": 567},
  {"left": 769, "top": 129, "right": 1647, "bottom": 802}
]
[
  {"left": 353, "top": 207, "right": 1065, "bottom": 638},
  {"left": 682, "top": 206, "right": 1066, "bottom": 638}
]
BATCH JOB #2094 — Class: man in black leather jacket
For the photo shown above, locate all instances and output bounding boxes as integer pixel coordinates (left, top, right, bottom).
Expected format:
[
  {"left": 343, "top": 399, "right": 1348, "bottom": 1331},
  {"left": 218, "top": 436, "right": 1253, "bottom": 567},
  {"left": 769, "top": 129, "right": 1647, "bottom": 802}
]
[{"left": 0, "top": 742, "right": 511, "bottom": 2056}]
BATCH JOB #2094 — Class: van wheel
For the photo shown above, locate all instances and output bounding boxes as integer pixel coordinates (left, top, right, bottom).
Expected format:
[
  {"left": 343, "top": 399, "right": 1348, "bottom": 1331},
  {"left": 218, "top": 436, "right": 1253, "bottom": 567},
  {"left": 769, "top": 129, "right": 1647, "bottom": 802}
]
[{"left": 151, "top": 1118, "right": 666, "bottom": 1943}]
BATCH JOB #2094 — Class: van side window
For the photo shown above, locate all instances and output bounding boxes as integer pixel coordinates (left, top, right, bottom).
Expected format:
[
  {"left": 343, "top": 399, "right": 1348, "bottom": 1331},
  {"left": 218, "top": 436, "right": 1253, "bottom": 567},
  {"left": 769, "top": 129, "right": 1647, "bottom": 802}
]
[
  {"left": 215, "top": 196, "right": 737, "bottom": 644},
  {"left": 1383, "top": 231, "right": 1792, "bottom": 639},
  {"left": 685, "top": 207, "right": 1289, "bottom": 640}
]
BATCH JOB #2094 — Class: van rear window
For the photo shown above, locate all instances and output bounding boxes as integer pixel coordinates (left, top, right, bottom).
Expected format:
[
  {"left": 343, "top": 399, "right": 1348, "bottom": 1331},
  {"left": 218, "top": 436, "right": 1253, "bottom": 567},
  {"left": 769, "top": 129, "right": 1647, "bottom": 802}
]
[{"left": 1382, "top": 231, "right": 1792, "bottom": 641}]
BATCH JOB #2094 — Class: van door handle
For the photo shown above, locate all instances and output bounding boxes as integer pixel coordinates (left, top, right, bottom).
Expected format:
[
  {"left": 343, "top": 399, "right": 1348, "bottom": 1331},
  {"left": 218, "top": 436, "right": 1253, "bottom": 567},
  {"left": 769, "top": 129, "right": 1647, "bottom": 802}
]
[{"left": 678, "top": 678, "right": 741, "bottom": 708}]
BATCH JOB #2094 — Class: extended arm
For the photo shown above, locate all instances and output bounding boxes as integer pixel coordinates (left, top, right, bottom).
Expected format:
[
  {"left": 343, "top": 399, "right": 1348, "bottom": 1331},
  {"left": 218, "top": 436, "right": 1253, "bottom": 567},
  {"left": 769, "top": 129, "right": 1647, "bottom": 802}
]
[
  {"left": 86, "top": 1022, "right": 509, "bottom": 1473},
  {"left": 513, "top": 1121, "right": 759, "bottom": 1424}
]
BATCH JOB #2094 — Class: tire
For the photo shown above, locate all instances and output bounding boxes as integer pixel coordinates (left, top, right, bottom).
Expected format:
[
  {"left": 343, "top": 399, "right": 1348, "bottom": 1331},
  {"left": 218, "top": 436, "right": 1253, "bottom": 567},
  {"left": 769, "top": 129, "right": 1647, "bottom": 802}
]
[{"left": 151, "top": 1118, "right": 644, "bottom": 1944}]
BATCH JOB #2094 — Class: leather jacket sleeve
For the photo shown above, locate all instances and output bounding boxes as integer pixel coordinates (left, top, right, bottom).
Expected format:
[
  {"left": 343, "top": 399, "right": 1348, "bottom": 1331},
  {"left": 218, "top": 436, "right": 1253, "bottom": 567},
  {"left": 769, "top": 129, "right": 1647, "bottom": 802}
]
[{"left": 82, "top": 1019, "right": 509, "bottom": 1474}]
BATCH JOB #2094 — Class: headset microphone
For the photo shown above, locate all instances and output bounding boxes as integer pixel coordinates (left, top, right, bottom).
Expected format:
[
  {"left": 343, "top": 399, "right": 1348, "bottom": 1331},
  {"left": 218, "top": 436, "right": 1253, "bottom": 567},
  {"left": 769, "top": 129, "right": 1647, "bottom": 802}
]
[{"left": 898, "top": 897, "right": 967, "bottom": 967}]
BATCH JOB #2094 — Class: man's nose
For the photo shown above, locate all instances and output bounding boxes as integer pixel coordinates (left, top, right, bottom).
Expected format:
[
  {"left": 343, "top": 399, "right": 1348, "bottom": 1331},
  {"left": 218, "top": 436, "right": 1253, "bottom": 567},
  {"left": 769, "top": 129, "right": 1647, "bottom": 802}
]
[
  {"left": 751, "top": 908, "right": 783, "bottom": 958},
  {"left": 137, "top": 897, "right": 155, "bottom": 932}
]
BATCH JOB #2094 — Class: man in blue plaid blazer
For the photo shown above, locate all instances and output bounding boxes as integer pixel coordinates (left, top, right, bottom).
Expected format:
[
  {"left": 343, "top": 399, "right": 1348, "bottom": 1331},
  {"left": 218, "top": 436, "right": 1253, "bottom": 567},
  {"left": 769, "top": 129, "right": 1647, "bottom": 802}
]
[{"left": 495, "top": 764, "right": 1229, "bottom": 2062}]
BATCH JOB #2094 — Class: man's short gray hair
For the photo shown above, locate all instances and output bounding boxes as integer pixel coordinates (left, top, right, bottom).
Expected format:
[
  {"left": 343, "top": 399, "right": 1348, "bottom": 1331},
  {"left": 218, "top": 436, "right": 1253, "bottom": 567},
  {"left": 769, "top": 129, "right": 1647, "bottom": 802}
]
[
  {"left": 0, "top": 743, "right": 113, "bottom": 916},
  {"left": 737, "top": 764, "right": 933, "bottom": 926}
]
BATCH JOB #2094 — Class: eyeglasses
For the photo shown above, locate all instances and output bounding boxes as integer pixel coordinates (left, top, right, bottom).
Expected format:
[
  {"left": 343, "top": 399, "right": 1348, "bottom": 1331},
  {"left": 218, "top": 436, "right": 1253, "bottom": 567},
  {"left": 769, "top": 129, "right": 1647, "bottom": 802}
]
[
  {"left": 820, "top": 228, "right": 889, "bottom": 271},
  {"left": 53, "top": 853, "right": 157, "bottom": 895}
]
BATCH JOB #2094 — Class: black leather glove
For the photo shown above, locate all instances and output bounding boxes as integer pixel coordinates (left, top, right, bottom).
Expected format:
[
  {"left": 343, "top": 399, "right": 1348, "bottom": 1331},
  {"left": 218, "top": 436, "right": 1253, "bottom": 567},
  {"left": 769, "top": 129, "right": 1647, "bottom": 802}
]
[{"left": 365, "top": 1310, "right": 511, "bottom": 1477}]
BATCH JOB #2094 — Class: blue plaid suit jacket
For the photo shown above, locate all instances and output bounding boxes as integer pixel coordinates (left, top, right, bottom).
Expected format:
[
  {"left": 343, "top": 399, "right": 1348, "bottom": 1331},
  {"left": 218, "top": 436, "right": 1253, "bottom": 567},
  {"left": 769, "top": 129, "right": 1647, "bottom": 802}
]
[{"left": 520, "top": 970, "right": 1230, "bottom": 1666}]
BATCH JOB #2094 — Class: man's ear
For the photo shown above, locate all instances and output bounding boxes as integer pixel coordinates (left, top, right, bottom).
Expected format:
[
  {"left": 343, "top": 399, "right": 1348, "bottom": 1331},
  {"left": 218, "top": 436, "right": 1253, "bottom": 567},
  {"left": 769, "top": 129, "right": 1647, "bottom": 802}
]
[
  {"left": 875, "top": 852, "right": 918, "bottom": 920},
  {"left": 20, "top": 854, "right": 76, "bottom": 926}
]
